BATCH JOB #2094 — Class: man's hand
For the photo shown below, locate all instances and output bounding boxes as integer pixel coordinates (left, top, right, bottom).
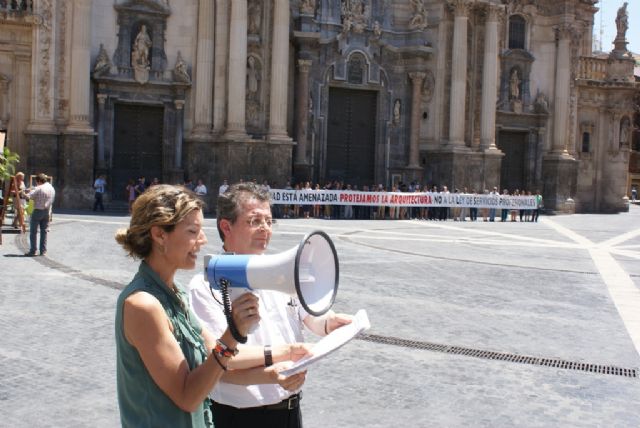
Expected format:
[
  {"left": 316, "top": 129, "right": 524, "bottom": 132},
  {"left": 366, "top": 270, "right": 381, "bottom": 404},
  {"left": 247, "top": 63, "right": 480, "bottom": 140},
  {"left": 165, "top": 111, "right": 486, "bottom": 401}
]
[
  {"left": 268, "top": 362, "right": 307, "bottom": 392},
  {"left": 325, "top": 312, "right": 353, "bottom": 334},
  {"left": 230, "top": 292, "right": 260, "bottom": 336}
]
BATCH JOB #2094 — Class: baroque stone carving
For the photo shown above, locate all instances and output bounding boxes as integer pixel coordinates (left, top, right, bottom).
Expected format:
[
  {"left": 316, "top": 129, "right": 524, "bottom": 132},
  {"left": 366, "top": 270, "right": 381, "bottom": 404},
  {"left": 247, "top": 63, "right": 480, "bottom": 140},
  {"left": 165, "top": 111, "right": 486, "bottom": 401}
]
[
  {"left": 421, "top": 70, "right": 435, "bottom": 103},
  {"left": 509, "top": 68, "right": 521, "bottom": 100},
  {"left": 393, "top": 99, "right": 401, "bottom": 125},
  {"left": 341, "top": 0, "right": 370, "bottom": 34},
  {"left": 37, "top": 0, "right": 53, "bottom": 117},
  {"left": 409, "top": 0, "right": 428, "bottom": 31},
  {"left": 172, "top": 51, "right": 190, "bottom": 83},
  {"left": 93, "top": 44, "right": 112, "bottom": 77}
]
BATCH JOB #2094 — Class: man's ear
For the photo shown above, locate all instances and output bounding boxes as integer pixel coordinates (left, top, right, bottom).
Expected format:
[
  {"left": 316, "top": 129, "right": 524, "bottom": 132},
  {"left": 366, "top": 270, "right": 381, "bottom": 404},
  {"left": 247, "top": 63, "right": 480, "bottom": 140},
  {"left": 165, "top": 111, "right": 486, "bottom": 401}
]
[{"left": 219, "top": 218, "right": 232, "bottom": 240}]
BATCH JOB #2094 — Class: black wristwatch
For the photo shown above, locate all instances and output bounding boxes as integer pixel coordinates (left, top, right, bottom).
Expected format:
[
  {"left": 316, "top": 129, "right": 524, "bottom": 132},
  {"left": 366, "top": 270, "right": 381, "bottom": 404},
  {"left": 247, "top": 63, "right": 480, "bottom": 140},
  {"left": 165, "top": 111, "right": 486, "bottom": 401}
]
[{"left": 264, "top": 345, "right": 273, "bottom": 367}]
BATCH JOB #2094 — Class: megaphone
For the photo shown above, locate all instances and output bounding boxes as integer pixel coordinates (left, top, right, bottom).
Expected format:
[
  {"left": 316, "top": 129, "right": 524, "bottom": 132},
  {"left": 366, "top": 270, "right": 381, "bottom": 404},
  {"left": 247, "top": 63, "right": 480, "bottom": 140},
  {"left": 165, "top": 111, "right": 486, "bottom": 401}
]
[{"left": 204, "top": 230, "right": 339, "bottom": 316}]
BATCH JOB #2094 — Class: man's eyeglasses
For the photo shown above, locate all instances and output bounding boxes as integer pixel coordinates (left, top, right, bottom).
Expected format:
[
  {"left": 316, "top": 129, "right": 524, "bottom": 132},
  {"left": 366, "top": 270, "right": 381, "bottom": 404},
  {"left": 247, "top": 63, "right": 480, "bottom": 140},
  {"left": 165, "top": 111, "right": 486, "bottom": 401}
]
[{"left": 246, "top": 217, "right": 275, "bottom": 229}]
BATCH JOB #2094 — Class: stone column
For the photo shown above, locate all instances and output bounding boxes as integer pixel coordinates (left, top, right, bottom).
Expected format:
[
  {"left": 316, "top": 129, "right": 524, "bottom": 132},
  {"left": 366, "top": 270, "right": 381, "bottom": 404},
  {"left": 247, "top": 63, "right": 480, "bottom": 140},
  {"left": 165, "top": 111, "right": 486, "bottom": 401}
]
[
  {"left": 224, "top": 0, "right": 249, "bottom": 140},
  {"left": 268, "top": 0, "right": 292, "bottom": 141},
  {"left": 408, "top": 72, "right": 425, "bottom": 168},
  {"left": 192, "top": 0, "right": 215, "bottom": 138},
  {"left": 551, "top": 25, "right": 572, "bottom": 155},
  {"left": 295, "top": 60, "right": 312, "bottom": 164},
  {"left": 480, "top": 5, "right": 500, "bottom": 150},
  {"left": 96, "top": 94, "right": 107, "bottom": 169},
  {"left": 175, "top": 100, "right": 185, "bottom": 169},
  {"left": 213, "top": 0, "right": 230, "bottom": 134},
  {"left": 448, "top": 0, "right": 470, "bottom": 147},
  {"left": 67, "top": 0, "right": 93, "bottom": 133}
]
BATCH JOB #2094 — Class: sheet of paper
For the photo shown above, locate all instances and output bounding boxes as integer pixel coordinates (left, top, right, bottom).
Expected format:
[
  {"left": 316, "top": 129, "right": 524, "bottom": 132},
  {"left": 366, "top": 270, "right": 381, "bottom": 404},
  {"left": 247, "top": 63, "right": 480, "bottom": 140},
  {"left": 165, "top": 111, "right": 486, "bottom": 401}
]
[{"left": 280, "top": 309, "right": 370, "bottom": 376}]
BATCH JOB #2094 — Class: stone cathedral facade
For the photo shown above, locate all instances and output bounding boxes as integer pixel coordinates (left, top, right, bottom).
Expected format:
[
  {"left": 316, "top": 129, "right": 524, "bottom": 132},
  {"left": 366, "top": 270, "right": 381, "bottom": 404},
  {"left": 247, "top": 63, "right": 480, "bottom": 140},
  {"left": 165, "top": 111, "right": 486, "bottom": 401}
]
[{"left": 0, "top": 0, "right": 637, "bottom": 212}]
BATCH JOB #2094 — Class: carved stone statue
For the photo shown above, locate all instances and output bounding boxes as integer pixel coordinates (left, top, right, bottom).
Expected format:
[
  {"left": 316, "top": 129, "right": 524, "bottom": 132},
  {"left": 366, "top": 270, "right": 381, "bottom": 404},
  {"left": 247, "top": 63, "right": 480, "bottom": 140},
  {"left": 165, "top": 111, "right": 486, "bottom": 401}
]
[
  {"left": 246, "top": 56, "right": 261, "bottom": 100},
  {"left": 509, "top": 68, "right": 521, "bottom": 100},
  {"left": 615, "top": 2, "right": 628, "bottom": 40},
  {"left": 93, "top": 44, "right": 112, "bottom": 77},
  {"left": 300, "top": 0, "right": 315, "bottom": 15},
  {"left": 131, "top": 25, "right": 152, "bottom": 84},
  {"left": 409, "top": 0, "right": 428, "bottom": 31},
  {"left": 248, "top": 0, "right": 262, "bottom": 34},
  {"left": 533, "top": 92, "right": 549, "bottom": 114},
  {"left": 372, "top": 20, "right": 382, "bottom": 39},
  {"left": 620, "top": 117, "right": 630, "bottom": 148},
  {"left": 393, "top": 99, "right": 401, "bottom": 125},
  {"left": 173, "top": 52, "right": 190, "bottom": 83}
]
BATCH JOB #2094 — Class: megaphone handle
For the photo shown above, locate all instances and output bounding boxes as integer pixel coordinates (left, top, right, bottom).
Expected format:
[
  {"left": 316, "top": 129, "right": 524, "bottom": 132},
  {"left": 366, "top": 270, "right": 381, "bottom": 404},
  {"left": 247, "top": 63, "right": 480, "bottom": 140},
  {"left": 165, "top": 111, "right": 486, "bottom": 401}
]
[{"left": 219, "top": 278, "right": 248, "bottom": 344}]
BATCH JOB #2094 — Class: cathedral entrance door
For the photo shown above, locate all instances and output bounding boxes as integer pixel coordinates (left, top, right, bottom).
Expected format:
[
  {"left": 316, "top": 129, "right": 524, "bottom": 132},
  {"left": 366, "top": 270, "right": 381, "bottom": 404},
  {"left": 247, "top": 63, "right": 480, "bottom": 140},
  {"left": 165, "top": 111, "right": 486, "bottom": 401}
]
[
  {"left": 112, "top": 104, "right": 164, "bottom": 201},
  {"left": 326, "top": 88, "right": 377, "bottom": 186},
  {"left": 498, "top": 131, "right": 528, "bottom": 192}
]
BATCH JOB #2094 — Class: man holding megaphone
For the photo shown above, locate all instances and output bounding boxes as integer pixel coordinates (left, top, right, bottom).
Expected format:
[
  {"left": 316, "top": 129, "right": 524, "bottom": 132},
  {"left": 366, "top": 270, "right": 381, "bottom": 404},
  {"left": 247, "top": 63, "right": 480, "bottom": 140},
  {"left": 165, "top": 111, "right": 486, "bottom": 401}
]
[{"left": 188, "top": 182, "right": 352, "bottom": 428}]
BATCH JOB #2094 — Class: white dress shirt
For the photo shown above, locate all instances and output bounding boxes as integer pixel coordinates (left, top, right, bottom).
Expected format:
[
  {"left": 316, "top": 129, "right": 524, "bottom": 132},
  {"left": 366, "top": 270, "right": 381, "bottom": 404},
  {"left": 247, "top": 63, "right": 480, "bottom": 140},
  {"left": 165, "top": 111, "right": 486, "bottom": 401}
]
[{"left": 187, "top": 273, "right": 309, "bottom": 408}]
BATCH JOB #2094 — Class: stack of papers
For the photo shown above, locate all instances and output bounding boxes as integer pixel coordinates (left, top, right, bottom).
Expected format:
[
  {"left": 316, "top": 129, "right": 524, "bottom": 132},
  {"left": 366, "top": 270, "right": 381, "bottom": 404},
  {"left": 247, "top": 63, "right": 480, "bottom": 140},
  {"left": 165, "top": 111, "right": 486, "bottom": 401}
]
[{"left": 281, "top": 309, "right": 371, "bottom": 376}]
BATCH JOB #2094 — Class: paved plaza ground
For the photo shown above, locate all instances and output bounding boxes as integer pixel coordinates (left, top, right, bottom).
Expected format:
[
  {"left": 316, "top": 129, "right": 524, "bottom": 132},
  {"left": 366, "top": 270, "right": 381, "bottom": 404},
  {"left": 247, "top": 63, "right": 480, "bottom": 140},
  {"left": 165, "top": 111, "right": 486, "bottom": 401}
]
[{"left": 1, "top": 205, "right": 640, "bottom": 427}]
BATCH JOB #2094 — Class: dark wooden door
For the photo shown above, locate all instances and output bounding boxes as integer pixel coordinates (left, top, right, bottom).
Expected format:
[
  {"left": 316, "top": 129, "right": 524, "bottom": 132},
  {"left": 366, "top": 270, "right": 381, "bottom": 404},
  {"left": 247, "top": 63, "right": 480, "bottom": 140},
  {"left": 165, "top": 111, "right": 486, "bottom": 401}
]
[
  {"left": 497, "top": 131, "right": 527, "bottom": 192},
  {"left": 326, "top": 88, "right": 377, "bottom": 185},
  {"left": 112, "top": 104, "right": 164, "bottom": 200}
]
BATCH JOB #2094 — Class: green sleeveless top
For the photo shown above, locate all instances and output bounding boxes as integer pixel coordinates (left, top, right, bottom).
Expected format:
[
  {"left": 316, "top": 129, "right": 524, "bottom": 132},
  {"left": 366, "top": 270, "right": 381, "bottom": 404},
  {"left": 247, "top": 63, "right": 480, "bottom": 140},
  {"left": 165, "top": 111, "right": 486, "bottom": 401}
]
[{"left": 115, "top": 262, "right": 213, "bottom": 428}]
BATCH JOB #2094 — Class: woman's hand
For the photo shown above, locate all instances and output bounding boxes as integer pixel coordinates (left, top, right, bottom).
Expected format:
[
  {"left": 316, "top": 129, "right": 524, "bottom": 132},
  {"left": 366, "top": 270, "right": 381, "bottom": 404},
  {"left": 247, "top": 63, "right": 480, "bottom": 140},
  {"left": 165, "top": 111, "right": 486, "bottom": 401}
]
[
  {"left": 268, "top": 362, "right": 307, "bottom": 392},
  {"left": 231, "top": 292, "right": 260, "bottom": 336}
]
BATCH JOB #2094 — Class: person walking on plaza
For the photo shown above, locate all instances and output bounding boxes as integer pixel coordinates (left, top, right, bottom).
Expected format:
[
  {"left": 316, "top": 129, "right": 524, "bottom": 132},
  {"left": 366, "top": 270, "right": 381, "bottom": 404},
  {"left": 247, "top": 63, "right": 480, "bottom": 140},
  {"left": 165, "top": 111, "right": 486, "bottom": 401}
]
[
  {"left": 189, "top": 182, "right": 353, "bottom": 428},
  {"left": 126, "top": 179, "right": 137, "bottom": 213},
  {"left": 114, "top": 184, "right": 263, "bottom": 427},
  {"left": 93, "top": 174, "right": 106, "bottom": 212},
  {"left": 24, "top": 173, "right": 55, "bottom": 256}
]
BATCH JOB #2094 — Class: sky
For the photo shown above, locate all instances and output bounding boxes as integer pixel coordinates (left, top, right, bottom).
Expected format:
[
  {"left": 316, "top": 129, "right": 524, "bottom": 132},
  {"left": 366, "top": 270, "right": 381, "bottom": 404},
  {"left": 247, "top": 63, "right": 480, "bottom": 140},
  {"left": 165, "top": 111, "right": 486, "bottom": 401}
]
[{"left": 593, "top": 0, "right": 639, "bottom": 54}]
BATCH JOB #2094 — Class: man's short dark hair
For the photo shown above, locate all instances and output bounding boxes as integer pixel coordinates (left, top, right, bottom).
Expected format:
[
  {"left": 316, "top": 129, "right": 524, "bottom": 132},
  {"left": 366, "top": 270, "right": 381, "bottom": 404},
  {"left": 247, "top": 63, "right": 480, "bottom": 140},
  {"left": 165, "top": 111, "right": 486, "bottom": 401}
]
[
  {"left": 36, "top": 173, "right": 48, "bottom": 184},
  {"left": 216, "top": 182, "right": 271, "bottom": 241}
]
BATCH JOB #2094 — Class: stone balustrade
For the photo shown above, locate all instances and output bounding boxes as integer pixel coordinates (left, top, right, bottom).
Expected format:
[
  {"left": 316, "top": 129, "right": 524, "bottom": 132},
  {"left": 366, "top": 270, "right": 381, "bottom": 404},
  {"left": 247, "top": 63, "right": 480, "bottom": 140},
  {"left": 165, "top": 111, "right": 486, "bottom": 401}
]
[
  {"left": 0, "top": 0, "right": 33, "bottom": 13},
  {"left": 578, "top": 56, "right": 608, "bottom": 81}
]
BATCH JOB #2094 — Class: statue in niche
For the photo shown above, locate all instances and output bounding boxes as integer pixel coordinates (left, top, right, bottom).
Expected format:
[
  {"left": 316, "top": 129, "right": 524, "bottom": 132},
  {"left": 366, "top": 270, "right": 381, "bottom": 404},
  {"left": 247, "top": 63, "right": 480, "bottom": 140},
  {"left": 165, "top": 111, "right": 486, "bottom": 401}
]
[
  {"left": 393, "top": 99, "right": 401, "bottom": 125},
  {"left": 615, "top": 2, "right": 628, "bottom": 40},
  {"left": 421, "top": 71, "right": 435, "bottom": 103},
  {"left": 248, "top": 1, "right": 262, "bottom": 34},
  {"left": 173, "top": 51, "right": 190, "bottom": 83},
  {"left": 341, "top": 0, "right": 369, "bottom": 34},
  {"left": 620, "top": 117, "right": 630, "bottom": 148},
  {"left": 300, "top": 0, "right": 315, "bottom": 15},
  {"left": 93, "top": 44, "right": 112, "bottom": 77},
  {"left": 409, "top": 0, "right": 428, "bottom": 31},
  {"left": 509, "top": 68, "right": 521, "bottom": 100},
  {"left": 131, "top": 25, "right": 152, "bottom": 84},
  {"left": 246, "top": 56, "right": 261, "bottom": 101}
]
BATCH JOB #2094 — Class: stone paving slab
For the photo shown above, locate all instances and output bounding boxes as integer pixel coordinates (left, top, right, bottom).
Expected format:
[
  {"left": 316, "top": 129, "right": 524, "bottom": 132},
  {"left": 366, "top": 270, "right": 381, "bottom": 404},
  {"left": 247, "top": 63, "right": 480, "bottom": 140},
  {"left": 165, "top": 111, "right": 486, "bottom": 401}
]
[{"left": 1, "top": 206, "right": 639, "bottom": 427}]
